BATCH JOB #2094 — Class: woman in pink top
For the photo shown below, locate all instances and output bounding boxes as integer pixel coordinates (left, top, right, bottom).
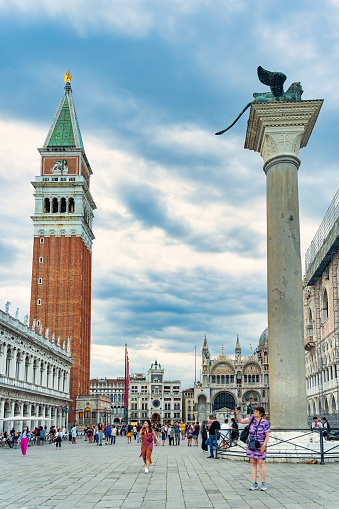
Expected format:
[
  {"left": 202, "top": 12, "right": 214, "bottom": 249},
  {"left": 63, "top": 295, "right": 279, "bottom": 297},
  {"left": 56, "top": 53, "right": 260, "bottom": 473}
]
[{"left": 139, "top": 420, "right": 159, "bottom": 473}]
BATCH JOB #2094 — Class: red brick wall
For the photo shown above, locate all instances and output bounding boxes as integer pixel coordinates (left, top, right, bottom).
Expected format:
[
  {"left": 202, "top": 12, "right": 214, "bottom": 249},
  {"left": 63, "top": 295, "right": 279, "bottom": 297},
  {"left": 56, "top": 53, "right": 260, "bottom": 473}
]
[{"left": 29, "top": 235, "right": 92, "bottom": 423}]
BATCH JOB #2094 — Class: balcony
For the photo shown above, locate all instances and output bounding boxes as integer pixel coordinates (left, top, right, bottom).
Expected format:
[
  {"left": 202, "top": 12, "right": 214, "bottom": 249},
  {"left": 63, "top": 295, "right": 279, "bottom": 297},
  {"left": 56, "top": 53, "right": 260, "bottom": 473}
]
[
  {"left": 304, "top": 336, "right": 315, "bottom": 351},
  {"left": 0, "top": 375, "right": 70, "bottom": 401}
]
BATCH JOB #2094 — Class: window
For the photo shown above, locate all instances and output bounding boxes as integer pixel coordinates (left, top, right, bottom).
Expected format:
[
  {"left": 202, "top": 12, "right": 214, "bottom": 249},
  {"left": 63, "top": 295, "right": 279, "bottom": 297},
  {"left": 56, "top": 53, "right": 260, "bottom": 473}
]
[
  {"left": 84, "top": 408, "right": 91, "bottom": 418},
  {"left": 37, "top": 299, "right": 42, "bottom": 305},
  {"left": 51, "top": 177, "right": 59, "bottom": 182},
  {"left": 42, "top": 177, "right": 49, "bottom": 182},
  {"left": 40, "top": 237, "right": 44, "bottom": 244},
  {"left": 38, "top": 278, "right": 42, "bottom": 284},
  {"left": 33, "top": 361, "right": 37, "bottom": 384},
  {"left": 322, "top": 289, "right": 329, "bottom": 322},
  {"left": 37, "top": 320, "right": 40, "bottom": 326},
  {"left": 15, "top": 357, "right": 20, "bottom": 379},
  {"left": 52, "top": 198, "right": 58, "bottom": 213},
  {"left": 25, "top": 359, "right": 29, "bottom": 382},
  {"left": 68, "top": 198, "right": 75, "bottom": 213},
  {"left": 39, "top": 257, "right": 43, "bottom": 263},
  {"left": 69, "top": 178, "right": 75, "bottom": 181},
  {"left": 79, "top": 412, "right": 83, "bottom": 419},
  {"left": 6, "top": 354, "right": 11, "bottom": 377},
  {"left": 44, "top": 198, "right": 50, "bottom": 213},
  {"left": 60, "top": 197, "right": 67, "bottom": 213},
  {"left": 60, "top": 178, "right": 67, "bottom": 182}
]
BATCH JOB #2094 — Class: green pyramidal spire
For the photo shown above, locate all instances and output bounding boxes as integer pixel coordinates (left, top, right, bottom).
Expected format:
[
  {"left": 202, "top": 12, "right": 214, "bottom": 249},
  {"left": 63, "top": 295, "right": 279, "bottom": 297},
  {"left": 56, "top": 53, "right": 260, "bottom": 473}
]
[{"left": 44, "top": 79, "right": 84, "bottom": 149}]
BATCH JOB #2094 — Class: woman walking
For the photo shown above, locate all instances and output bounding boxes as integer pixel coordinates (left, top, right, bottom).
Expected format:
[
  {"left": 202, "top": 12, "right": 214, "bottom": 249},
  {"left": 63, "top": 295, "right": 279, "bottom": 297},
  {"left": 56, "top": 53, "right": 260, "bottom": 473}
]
[
  {"left": 127, "top": 425, "right": 132, "bottom": 443},
  {"left": 55, "top": 428, "right": 62, "bottom": 449},
  {"left": 193, "top": 422, "right": 200, "bottom": 446},
  {"left": 88, "top": 426, "right": 94, "bottom": 445},
  {"left": 161, "top": 425, "right": 167, "bottom": 446},
  {"left": 139, "top": 420, "right": 159, "bottom": 473},
  {"left": 18, "top": 426, "right": 30, "bottom": 457},
  {"left": 186, "top": 424, "right": 193, "bottom": 446},
  {"left": 200, "top": 421, "right": 208, "bottom": 452},
  {"left": 235, "top": 406, "right": 270, "bottom": 491}
]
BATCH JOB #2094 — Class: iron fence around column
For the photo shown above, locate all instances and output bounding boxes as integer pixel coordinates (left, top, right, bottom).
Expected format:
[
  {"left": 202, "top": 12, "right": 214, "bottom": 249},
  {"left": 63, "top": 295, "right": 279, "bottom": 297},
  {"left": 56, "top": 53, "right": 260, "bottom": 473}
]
[{"left": 215, "top": 428, "right": 339, "bottom": 464}]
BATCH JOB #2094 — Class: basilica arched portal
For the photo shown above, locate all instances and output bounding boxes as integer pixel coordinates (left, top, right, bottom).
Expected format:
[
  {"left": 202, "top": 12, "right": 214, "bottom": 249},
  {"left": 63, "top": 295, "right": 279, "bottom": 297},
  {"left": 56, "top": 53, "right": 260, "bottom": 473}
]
[{"left": 213, "top": 392, "right": 235, "bottom": 411}]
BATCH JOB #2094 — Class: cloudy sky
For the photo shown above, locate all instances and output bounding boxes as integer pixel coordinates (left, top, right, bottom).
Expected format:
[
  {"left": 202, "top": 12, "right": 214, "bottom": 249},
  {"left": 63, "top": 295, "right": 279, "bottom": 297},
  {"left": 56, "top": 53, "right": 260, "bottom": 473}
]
[{"left": 0, "top": 0, "right": 338, "bottom": 388}]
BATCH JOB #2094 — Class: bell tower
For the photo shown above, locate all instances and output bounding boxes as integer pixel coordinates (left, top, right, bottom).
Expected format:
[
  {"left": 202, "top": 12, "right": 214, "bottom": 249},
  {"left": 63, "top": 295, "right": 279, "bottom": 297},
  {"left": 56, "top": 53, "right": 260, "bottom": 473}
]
[{"left": 29, "top": 73, "right": 96, "bottom": 424}]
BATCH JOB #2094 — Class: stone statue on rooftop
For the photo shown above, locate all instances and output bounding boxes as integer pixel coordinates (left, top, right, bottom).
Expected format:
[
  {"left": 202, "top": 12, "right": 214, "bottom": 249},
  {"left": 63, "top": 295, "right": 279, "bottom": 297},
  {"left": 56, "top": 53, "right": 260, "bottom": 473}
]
[
  {"left": 5, "top": 301, "right": 10, "bottom": 313},
  {"left": 215, "top": 66, "right": 303, "bottom": 135},
  {"left": 24, "top": 314, "right": 28, "bottom": 325}
]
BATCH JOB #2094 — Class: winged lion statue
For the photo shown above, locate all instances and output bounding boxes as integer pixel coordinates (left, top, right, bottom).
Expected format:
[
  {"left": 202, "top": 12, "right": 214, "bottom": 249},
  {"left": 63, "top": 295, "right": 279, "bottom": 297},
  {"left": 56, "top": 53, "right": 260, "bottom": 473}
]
[{"left": 215, "top": 66, "right": 303, "bottom": 135}]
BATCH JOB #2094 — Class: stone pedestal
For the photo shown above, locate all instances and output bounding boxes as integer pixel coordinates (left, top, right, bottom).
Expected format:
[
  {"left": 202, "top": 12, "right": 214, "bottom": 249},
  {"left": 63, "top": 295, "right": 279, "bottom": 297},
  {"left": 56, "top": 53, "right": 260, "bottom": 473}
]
[{"left": 245, "top": 100, "right": 323, "bottom": 430}]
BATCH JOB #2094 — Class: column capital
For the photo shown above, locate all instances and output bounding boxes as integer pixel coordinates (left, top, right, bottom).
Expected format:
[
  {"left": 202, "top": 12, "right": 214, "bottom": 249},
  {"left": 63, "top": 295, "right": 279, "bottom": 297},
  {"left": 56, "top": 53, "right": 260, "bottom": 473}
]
[{"left": 245, "top": 100, "right": 323, "bottom": 164}]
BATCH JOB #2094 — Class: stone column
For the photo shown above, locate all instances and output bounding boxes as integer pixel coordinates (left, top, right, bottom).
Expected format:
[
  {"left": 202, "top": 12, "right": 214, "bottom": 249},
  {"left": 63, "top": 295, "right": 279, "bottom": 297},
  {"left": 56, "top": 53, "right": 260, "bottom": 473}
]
[{"left": 245, "top": 100, "right": 323, "bottom": 429}]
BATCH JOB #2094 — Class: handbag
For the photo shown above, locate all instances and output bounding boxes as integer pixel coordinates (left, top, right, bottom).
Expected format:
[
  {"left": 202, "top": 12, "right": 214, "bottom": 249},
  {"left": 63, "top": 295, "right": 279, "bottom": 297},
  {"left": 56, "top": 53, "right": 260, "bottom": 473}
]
[
  {"left": 247, "top": 437, "right": 261, "bottom": 451},
  {"left": 246, "top": 418, "right": 262, "bottom": 450},
  {"left": 240, "top": 417, "right": 254, "bottom": 443}
]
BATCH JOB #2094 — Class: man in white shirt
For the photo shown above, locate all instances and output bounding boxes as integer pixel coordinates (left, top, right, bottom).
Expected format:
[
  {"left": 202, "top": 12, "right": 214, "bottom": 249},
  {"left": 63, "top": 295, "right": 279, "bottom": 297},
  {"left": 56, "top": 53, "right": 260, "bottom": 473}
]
[
  {"left": 219, "top": 419, "right": 230, "bottom": 450},
  {"left": 311, "top": 416, "right": 323, "bottom": 431},
  {"left": 71, "top": 425, "right": 77, "bottom": 444}
]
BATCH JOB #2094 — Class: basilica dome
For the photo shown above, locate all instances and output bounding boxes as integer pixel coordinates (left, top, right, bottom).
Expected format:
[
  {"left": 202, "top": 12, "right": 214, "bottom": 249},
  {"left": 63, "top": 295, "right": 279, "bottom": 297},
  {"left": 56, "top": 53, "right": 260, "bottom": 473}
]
[{"left": 258, "top": 327, "right": 268, "bottom": 350}]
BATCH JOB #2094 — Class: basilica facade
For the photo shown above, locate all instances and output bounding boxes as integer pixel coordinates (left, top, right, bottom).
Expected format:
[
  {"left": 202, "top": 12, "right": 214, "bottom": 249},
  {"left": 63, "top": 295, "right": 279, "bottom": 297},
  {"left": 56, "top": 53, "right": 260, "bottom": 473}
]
[{"left": 194, "top": 331, "right": 269, "bottom": 422}]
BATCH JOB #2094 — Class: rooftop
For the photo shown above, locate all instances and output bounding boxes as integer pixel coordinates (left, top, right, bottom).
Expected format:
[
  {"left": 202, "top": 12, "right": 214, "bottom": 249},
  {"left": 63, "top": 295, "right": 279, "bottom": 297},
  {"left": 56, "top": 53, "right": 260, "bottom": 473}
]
[{"left": 305, "top": 188, "right": 339, "bottom": 286}]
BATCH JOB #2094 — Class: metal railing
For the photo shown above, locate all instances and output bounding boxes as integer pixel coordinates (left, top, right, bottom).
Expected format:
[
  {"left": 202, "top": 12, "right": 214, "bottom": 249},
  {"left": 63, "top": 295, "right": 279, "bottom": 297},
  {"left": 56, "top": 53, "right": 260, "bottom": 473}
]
[
  {"left": 305, "top": 189, "right": 339, "bottom": 272},
  {"left": 215, "top": 428, "right": 339, "bottom": 464}
]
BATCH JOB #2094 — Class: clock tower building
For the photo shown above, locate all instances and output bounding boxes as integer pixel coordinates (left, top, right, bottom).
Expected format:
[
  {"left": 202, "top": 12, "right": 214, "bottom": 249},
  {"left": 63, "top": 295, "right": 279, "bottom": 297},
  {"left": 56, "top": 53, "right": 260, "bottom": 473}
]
[{"left": 29, "top": 76, "right": 96, "bottom": 424}]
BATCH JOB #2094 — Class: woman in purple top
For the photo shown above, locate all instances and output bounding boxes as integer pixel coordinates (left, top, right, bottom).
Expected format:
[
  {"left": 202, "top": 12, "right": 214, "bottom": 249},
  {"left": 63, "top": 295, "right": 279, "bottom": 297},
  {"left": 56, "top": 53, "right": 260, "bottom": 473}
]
[{"left": 236, "top": 406, "right": 270, "bottom": 492}]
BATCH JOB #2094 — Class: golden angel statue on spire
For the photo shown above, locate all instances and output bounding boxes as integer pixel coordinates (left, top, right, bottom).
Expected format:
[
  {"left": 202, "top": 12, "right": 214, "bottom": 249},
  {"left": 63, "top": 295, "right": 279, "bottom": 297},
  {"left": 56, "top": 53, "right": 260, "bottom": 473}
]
[{"left": 64, "top": 71, "right": 71, "bottom": 84}]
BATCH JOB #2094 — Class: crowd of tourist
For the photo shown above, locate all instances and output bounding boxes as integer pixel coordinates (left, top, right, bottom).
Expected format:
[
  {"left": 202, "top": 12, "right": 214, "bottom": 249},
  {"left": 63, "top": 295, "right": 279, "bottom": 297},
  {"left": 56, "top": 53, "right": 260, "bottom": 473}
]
[{"left": 2, "top": 413, "right": 333, "bottom": 491}]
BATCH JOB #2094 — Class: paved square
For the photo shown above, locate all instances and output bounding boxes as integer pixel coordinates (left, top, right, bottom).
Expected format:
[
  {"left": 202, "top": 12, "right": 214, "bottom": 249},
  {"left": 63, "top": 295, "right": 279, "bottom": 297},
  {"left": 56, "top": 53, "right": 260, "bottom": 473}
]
[{"left": 1, "top": 436, "right": 338, "bottom": 508}]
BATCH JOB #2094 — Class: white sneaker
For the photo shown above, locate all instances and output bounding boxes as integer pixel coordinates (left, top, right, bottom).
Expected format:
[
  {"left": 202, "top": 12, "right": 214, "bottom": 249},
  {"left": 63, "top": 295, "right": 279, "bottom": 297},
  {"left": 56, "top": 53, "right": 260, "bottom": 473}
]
[{"left": 145, "top": 468, "right": 148, "bottom": 473}]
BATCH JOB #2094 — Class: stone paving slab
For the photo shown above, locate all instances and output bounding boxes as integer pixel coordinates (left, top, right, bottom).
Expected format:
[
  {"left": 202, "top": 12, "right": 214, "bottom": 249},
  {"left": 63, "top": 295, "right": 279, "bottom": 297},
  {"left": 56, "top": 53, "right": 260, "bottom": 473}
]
[{"left": 0, "top": 436, "right": 338, "bottom": 508}]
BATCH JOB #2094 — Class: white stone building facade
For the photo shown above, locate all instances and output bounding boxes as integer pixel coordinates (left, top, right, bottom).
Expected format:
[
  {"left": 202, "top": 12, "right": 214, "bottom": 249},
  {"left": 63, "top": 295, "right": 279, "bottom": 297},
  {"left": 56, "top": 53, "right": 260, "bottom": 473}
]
[
  {"left": 129, "top": 361, "right": 182, "bottom": 423},
  {"left": 304, "top": 189, "right": 339, "bottom": 423},
  {"left": 90, "top": 377, "right": 126, "bottom": 422},
  {"left": 0, "top": 307, "right": 72, "bottom": 432}
]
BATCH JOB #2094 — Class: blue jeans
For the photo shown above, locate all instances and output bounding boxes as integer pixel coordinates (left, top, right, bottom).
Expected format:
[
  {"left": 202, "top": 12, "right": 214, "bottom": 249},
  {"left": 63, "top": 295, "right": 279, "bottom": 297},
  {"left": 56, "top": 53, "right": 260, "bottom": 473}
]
[
  {"left": 111, "top": 435, "right": 116, "bottom": 444},
  {"left": 209, "top": 435, "right": 215, "bottom": 457},
  {"left": 98, "top": 432, "right": 103, "bottom": 445}
]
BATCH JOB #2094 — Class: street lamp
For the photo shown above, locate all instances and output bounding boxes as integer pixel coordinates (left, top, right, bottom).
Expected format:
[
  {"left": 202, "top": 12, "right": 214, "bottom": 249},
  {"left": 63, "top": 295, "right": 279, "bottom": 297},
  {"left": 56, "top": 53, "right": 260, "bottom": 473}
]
[
  {"left": 101, "top": 407, "right": 109, "bottom": 425},
  {"left": 58, "top": 405, "right": 69, "bottom": 429}
]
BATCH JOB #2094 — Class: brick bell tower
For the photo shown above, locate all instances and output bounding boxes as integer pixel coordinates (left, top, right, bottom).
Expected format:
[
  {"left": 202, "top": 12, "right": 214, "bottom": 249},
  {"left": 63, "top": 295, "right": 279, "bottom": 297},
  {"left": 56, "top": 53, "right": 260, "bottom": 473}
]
[{"left": 29, "top": 73, "right": 96, "bottom": 424}]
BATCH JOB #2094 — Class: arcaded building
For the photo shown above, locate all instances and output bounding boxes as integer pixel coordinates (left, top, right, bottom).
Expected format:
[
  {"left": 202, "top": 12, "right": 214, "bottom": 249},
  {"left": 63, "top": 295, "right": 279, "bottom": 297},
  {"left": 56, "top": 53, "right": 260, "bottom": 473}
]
[
  {"left": 304, "top": 189, "right": 339, "bottom": 421},
  {"left": 194, "top": 333, "right": 269, "bottom": 422},
  {"left": 0, "top": 307, "right": 71, "bottom": 433}
]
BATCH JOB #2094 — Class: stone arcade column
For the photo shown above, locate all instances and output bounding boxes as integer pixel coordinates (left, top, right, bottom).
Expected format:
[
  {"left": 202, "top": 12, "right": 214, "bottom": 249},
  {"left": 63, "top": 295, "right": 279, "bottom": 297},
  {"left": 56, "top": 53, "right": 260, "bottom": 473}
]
[{"left": 245, "top": 100, "right": 323, "bottom": 430}]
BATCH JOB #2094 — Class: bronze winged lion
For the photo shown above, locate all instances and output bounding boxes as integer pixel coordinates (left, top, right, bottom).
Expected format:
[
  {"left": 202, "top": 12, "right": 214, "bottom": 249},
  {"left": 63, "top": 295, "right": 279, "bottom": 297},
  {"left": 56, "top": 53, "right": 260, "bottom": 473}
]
[{"left": 215, "top": 66, "right": 303, "bottom": 135}]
